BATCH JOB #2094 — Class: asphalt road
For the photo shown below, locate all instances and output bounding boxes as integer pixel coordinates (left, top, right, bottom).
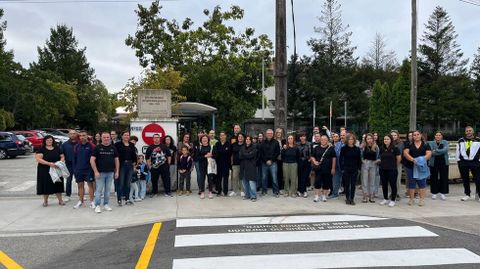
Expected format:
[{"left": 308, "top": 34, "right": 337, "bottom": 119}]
[{"left": 2, "top": 214, "right": 480, "bottom": 269}]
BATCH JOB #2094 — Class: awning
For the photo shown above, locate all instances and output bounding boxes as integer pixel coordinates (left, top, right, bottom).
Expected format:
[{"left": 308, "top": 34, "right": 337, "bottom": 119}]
[{"left": 172, "top": 102, "right": 217, "bottom": 117}]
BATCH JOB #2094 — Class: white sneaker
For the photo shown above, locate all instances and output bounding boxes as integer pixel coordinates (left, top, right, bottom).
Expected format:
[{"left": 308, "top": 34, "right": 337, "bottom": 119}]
[
  {"left": 432, "top": 194, "right": 437, "bottom": 200},
  {"left": 73, "top": 201, "right": 84, "bottom": 209},
  {"left": 322, "top": 195, "right": 327, "bottom": 202},
  {"left": 228, "top": 191, "right": 236, "bottom": 197},
  {"left": 461, "top": 196, "right": 470, "bottom": 201},
  {"left": 134, "top": 199, "right": 142, "bottom": 202},
  {"left": 240, "top": 192, "right": 245, "bottom": 197},
  {"left": 313, "top": 195, "right": 319, "bottom": 203},
  {"left": 90, "top": 201, "right": 95, "bottom": 209},
  {"left": 95, "top": 206, "right": 102, "bottom": 213},
  {"left": 380, "top": 199, "right": 388, "bottom": 205},
  {"left": 388, "top": 201, "right": 396, "bottom": 207},
  {"left": 64, "top": 196, "right": 71, "bottom": 202},
  {"left": 104, "top": 205, "right": 112, "bottom": 211},
  {"left": 440, "top": 194, "right": 446, "bottom": 201},
  {"left": 475, "top": 193, "right": 479, "bottom": 201},
  {"left": 303, "top": 192, "right": 308, "bottom": 198}
]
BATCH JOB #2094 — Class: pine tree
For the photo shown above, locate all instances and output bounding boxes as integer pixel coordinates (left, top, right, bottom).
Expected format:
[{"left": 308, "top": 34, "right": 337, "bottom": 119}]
[
  {"left": 391, "top": 60, "right": 410, "bottom": 133},
  {"left": 362, "top": 33, "right": 398, "bottom": 72},
  {"left": 471, "top": 47, "right": 480, "bottom": 95}
]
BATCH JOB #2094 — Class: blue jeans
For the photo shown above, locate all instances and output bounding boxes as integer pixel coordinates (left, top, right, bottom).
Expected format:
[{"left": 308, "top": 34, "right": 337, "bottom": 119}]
[
  {"left": 138, "top": 180, "right": 147, "bottom": 199},
  {"left": 242, "top": 178, "right": 257, "bottom": 199},
  {"left": 262, "top": 162, "right": 279, "bottom": 194},
  {"left": 117, "top": 163, "right": 133, "bottom": 201},
  {"left": 95, "top": 172, "right": 113, "bottom": 206},
  {"left": 332, "top": 168, "right": 342, "bottom": 196}
]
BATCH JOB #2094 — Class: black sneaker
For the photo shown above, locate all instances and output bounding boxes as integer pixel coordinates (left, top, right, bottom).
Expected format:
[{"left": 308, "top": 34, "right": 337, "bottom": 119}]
[{"left": 125, "top": 200, "right": 133, "bottom": 205}]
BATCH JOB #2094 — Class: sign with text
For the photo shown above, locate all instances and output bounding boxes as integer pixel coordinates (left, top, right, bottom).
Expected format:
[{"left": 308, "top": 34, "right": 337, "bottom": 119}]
[{"left": 137, "top": 89, "right": 171, "bottom": 118}]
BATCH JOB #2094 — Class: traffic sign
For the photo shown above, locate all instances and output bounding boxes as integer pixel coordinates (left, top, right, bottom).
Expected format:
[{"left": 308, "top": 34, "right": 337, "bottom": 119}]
[{"left": 142, "top": 123, "right": 166, "bottom": 145}]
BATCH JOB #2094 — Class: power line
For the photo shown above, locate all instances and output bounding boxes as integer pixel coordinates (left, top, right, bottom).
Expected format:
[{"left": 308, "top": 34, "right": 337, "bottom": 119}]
[{"left": 459, "top": 0, "right": 480, "bottom": 6}]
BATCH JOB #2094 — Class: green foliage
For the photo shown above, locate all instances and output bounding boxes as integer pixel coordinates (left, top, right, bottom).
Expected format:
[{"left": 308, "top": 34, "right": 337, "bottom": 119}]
[
  {"left": 0, "top": 109, "right": 14, "bottom": 130},
  {"left": 126, "top": 1, "right": 273, "bottom": 129}
]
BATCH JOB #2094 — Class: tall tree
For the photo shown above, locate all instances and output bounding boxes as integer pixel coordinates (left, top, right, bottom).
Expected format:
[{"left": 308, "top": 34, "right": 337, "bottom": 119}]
[
  {"left": 362, "top": 33, "right": 398, "bottom": 71},
  {"left": 126, "top": 2, "right": 273, "bottom": 129},
  {"left": 417, "top": 6, "right": 475, "bottom": 129},
  {"left": 471, "top": 47, "right": 480, "bottom": 95}
]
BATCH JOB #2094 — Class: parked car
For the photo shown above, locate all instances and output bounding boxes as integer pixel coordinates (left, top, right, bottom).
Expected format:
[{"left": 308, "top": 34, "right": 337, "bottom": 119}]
[
  {"left": 16, "top": 134, "right": 34, "bottom": 153},
  {"left": 35, "top": 130, "right": 69, "bottom": 145},
  {"left": 14, "top": 131, "right": 44, "bottom": 150},
  {"left": 57, "top": 128, "right": 77, "bottom": 135},
  {"left": 37, "top": 128, "right": 69, "bottom": 137},
  {"left": 0, "top": 132, "right": 26, "bottom": 159}
]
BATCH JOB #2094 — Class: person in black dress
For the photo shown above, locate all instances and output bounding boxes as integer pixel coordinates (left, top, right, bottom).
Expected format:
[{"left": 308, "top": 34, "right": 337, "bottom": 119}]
[
  {"left": 35, "top": 135, "right": 66, "bottom": 207},
  {"left": 340, "top": 134, "right": 362, "bottom": 205}
]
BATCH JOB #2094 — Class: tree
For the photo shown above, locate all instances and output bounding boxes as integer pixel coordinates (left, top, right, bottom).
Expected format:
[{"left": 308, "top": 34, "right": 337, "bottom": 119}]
[
  {"left": 471, "top": 47, "right": 480, "bottom": 95},
  {"left": 126, "top": 2, "right": 273, "bottom": 129},
  {"left": 419, "top": 6, "right": 467, "bottom": 79},
  {"left": 362, "top": 33, "right": 398, "bottom": 71},
  {"left": 390, "top": 60, "right": 410, "bottom": 133},
  {"left": 417, "top": 6, "right": 475, "bottom": 129}
]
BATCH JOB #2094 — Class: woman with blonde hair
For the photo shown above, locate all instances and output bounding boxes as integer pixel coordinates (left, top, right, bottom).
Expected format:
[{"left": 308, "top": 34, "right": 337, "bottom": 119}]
[{"left": 361, "top": 133, "right": 380, "bottom": 203}]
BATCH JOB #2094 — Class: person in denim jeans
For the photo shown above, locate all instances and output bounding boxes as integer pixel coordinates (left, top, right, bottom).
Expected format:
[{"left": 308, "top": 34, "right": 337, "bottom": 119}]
[
  {"left": 240, "top": 136, "right": 258, "bottom": 201},
  {"left": 259, "top": 129, "right": 281, "bottom": 197},
  {"left": 114, "top": 131, "right": 137, "bottom": 206},
  {"left": 61, "top": 130, "right": 78, "bottom": 202},
  {"left": 331, "top": 132, "right": 345, "bottom": 198},
  {"left": 90, "top": 132, "right": 119, "bottom": 213}
]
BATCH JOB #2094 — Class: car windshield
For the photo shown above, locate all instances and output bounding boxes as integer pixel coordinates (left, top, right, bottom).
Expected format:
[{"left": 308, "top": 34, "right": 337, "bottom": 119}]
[
  {"left": 36, "top": 132, "right": 44, "bottom": 138},
  {"left": 16, "top": 135, "right": 26, "bottom": 141}
]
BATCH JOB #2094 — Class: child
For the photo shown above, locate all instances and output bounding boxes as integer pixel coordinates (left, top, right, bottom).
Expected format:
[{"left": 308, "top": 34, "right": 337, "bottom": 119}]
[
  {"left": 129, "top": 167, "right": 141, "bottom": 203},
  {"left": 136, "top": 155, "right": 149, "bottom": 200},
  {"left": 178, "top": 146, "right": 193, "bottom": 195}
]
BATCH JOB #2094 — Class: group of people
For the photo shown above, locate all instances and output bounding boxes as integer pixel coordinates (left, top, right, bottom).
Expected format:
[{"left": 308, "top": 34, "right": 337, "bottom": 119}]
[{"left": 35, "top": 124, "right": 480, "bottom": 212}]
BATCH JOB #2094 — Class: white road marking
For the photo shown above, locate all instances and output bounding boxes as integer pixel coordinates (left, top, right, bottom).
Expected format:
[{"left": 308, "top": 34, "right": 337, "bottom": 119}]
[
  {"left": 172, "top": 248, "right": 480, "bottom": 269},
  {"left": 176, "top": 215, "right": 387, "bottom": 228},
  {"left": 0, "top": 181, "right": 9, "bottom": 187},
  {"left": 0, "top": 229, "right": 117, "bottom": 238},
  {"left": 174, "top": 226, "right": 437, "bottom": 247},
  {"left": 5, "top": 180, "right": 36, "bottom": 192}
]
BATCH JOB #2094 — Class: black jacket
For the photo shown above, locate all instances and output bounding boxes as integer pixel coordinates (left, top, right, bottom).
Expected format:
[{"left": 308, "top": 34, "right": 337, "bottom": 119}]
[
  {"left": 214, "top": 141, "right": 232, "bottom": 169},
  {"left": 240, "top": 144, "right": 258, "bottom": 181},
  {"left": 259, "top": 139, "right": 280, "bottom": 164}
]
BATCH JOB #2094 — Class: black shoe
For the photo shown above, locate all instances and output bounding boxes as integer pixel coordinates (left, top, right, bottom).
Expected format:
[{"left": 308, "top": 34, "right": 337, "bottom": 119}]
[
  {"left": 125, "top": 200, "right": 133, "bottom": 205},
  {"left": 346, "top": 199, "right": 351, "bottom": 205},
  {"left": 350, "top": 200, "right": 356, "bottom": 205}
]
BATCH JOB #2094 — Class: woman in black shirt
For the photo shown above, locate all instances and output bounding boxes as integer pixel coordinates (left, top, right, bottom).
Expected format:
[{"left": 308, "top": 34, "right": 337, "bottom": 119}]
[
  {"left": 403, "top": 130, "right": 432, "bottom": 206},
  {"left": 197, "top": 135, "right": 215, "bottom": 199},
  {"left": 379, "top": 134, "right": 401, "bottom": 207},
  {"left": 164, "top": 135, "right": 178, "bottom": 193},
  {"left": 340, "top": 134, "right": 362, "bottom": 205}
]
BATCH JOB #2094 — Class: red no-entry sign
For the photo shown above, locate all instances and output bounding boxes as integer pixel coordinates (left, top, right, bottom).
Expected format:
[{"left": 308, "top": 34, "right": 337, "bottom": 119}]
[{"left": 142, "top": 123, "right": 166, "bottom": 145}]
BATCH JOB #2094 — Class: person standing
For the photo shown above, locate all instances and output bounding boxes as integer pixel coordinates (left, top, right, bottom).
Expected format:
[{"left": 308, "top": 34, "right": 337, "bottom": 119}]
[
  {"left": 72, "top": 131, "right": 96, "bottom": 209},
  {"left": 311, "top": 134, "right": 336, "bottom": 202},
  {"left": 275, "top": 128, "right": 286, "bottom": 192},
  {"left": 428, "top": 131, "right": 449, "bottom": 200},
  {"left": 61, "top": 130, "right": 78, "bottom": 202},
  {"left": 94, "top": 133, "right": 101, "bottom": 145},
  {"left": 361, "top": 133, "right": 380, "bottom": 203},
  {"left": 281, "top": 134, "right": 300, "bottom": 197},
  {"left": 379, "top": 134, "right": 401, "bottom": 207},
  {"left": 256, "top": 132, "right": 264, "bottom": 191},
  {"left": 230, "top": 124, "right": 241, "bottom": 145},
  {"left": 404, "top": 130, "right": 432, "bottom": 206},
  {"left": 114, "top": 131, "right": 137, "bottom": 206},
  {"left": 372, "top": 132, "right": 381, "bottom": 197},
  {"left": 178, "top": 146, "right": 193, "bottom": 195},
  {"left": 90, "top": 132, "right": 119, "bottom": 213},
  {"left": 260, "top": 129, "right": 281, "bottom": 197},
  {"left": 164, "top": 136, "right": 178, "bottom": 193},
  {"left": 208, "top": 130, "right": 218, "bottom": 147},
  {"left": 311, "top": 126, "right": 320, "bottom": 143},
  {"left": 36, "top": 135, "right": 66, "bottom": 207},
  {"left": 456, "top": 126, "right": 480, "bottom": 202},
  {"left": 240, "top": 135, "right": 258, "bottom": 201},
  {"left": 145, "top": 134, "right": 172, "bottom": 197},
  {"left": 178, "top": 133, "right": 193, "bottom": 156},
  {"left": 214, "top": 131, "right": 231, "bottom": 196},
  {"left": 297, "top": 132, "right": 311, "bottom": 198},
  {"left": 390, "top": 130, "right": 404, "bottom": 201},
  {"left": 197, "top": 135, "right": 215, "bottom": 199},
  {"left": 331, "top": 132, "right": 344, "bottom": 198},
  {"left": 192, "top": 130, "right": 205, "bottom": 194},
  {"left": 110, "top": 131, "right": 120, "bottom": 144},
  {"left": 229, "top": 133, "right": 245, "bottom": 197},
  {"left": 340, "top": 134, "right": 362, "bottom": 205}
]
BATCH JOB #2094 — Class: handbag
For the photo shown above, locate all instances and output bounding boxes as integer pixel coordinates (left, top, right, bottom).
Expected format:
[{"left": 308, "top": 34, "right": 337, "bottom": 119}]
[
  {"left": 207, "top": 147, "right": 217, "bottom": 175},
  {"left": 312, "top": 146, "right": 331, "bottom": 171}
]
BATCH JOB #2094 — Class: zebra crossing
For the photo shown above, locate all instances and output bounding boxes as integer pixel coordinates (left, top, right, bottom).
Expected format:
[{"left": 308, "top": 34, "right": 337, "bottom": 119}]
[{"left": 168, "top": 214, "right": 480, "bottom": 269}]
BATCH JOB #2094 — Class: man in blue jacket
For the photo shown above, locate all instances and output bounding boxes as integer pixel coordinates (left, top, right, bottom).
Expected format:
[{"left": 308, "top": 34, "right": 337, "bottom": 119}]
[
  {"left": 73, "top": 131, "right": 96, "bottom": 209},
  {"left": 61, "top": 130, "right": 78, "bottom": 202}
]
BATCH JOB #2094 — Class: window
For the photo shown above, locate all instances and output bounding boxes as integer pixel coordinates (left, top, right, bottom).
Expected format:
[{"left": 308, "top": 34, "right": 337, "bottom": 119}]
[{"left": 0, "top": 135, "right": 12, "bottom": 142}]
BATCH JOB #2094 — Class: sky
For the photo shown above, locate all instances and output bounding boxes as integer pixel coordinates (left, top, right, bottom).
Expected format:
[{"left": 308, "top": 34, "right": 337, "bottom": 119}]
[{"left": 2, "top": 0, "right": 480, "bottom": 93}]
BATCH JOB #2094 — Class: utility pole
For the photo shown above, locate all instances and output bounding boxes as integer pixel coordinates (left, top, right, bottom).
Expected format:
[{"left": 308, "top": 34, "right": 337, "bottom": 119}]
[
  {"left": 409, "top": 0, "right": 418, "bottom": 131},
  {"left": 275, "top": 0, "right": 288, "bottom": 131},
  {"left": 262, "top": 59, "right": 265, "bottom": 121}
]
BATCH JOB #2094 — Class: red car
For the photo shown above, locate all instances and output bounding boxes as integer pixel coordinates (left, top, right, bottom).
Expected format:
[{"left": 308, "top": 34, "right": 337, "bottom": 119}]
[{"left": 14, "top": 131, "right": 44, "bottom": 150}]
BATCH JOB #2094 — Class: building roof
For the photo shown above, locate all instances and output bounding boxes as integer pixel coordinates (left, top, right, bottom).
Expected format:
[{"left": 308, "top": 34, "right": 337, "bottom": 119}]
[{"left": 172, "top": 102, "right": 217, "bottom": 117}]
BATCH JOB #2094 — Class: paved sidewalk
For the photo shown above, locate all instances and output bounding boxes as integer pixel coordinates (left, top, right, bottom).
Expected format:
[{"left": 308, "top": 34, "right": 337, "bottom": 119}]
[{"left": 1, "top": 184, "right": 480, "bottom": 236}]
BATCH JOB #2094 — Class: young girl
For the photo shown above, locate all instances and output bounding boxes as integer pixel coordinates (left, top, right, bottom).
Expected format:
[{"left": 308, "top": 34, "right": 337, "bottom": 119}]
[
  {"left": 136, "top": 155, "right": 149, "bottom": 200},
  {"left": 178, "top": 146, "right": 193, "bottom": 195}
]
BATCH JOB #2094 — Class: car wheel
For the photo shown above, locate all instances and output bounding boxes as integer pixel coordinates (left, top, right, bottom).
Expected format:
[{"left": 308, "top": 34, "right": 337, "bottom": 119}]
[
  {"left": 9, "top": 155, "right": 16, "bottom": 159},
  {"left": 0, "top": 149, "right": 7, "bottom": 160}
]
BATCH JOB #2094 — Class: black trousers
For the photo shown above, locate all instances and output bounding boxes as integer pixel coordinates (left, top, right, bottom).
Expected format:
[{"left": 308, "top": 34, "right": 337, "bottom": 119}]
[
  {"left": 151, "top": 164, "right": 170, "bottom": 194},
  {"left": 430, "top": 158, "right": 449, "bottom": 194},
  {"left": 458, "top": 161, "right": 480, "bottom": 196},
  {"left": 216, "top": 164, "right": 230, "bottom": 195},
  {"left": 343, "top": 170, "right": 358, "bottom": 201},
  {"left": 380, "top": 169, "right": 397, "bottom": 200},
  {"left": 298, "top": 159, "right": 311, "bottom": 193},
  {"left": 277, "top": 160, "right": 284, "bottom": 190}
]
